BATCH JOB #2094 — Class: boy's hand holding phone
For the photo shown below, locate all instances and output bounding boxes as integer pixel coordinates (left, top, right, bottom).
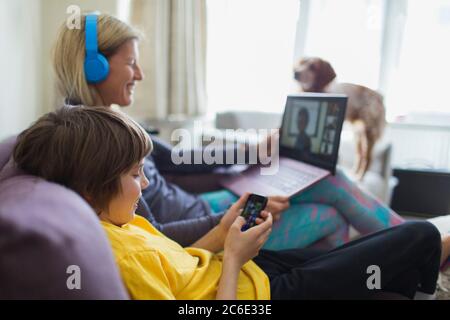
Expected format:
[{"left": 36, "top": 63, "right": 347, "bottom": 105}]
[
  {"left": 218, "top": 193, "right": 251, "bottom": 239},
  {"left": 224, "top": 211, "right": 273, "bottom": 268},
  {"left": 222, "top": 193, "right": 272, "bottom": 267},
  {"left": 219, "top": 193, "right": 269, "bottom": 234}
]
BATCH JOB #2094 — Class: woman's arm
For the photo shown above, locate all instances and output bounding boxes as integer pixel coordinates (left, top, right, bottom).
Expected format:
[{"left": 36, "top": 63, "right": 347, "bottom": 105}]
[
  {"left": 150, "top": 135, "right": 254, "bottom": 174},
  {"left": 150, "top": 130, "right": 279, "bottom": 174}
]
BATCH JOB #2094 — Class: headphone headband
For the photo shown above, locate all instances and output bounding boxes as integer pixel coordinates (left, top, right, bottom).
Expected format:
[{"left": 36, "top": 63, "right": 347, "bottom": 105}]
[
  {"left": 85, "top": 14, "right": 98, "bottom": 58},
  {"left": 84, "top": 13, "right": 109, "bottom": 84}
]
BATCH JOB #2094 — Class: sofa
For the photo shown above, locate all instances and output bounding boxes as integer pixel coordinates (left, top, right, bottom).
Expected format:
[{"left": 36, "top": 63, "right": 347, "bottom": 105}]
[
  {"left": 0, "top": 135, "right": 227, "bottom": 299},
  {"left": 1, "top": 134, "right": 447, "bottom": 300},
  {"left": 0, "top": 136, "right": 128, "bottom": 299}
]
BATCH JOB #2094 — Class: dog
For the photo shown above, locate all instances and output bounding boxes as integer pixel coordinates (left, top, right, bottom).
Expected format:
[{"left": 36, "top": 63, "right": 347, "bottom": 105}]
[{"left": 294, "top": 57, "right": 386, "bottom": 179}]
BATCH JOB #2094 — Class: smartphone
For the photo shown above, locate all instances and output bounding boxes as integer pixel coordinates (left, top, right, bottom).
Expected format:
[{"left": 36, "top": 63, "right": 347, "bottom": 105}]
[{"left": 241, "top": 194, "right": 268, "bottom": 231}]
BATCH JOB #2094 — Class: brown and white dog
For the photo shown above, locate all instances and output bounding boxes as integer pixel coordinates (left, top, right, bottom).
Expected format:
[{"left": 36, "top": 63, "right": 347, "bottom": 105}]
[{"left": 294, "top": 57, "right": 386, "bottom": 179}]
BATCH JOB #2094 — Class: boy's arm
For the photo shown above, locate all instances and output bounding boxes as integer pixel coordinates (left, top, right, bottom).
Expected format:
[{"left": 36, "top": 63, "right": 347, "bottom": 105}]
[
  {"left": 216, "top": 213, "right": 273, "bottom": 300},
  {"left": 189, "top": 225, "right": 226, "bottom": 253},
  {"left": 190, "top": 193, "right": 250, "bottom": 253},
  {"left": 216, "top": 257, "right": 240, "bottom": 300}
]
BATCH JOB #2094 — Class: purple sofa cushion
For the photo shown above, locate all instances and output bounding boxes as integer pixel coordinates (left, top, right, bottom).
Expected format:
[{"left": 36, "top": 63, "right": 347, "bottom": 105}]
[{"left": 0, "top": 138, "right": 129, "bottom": 299}]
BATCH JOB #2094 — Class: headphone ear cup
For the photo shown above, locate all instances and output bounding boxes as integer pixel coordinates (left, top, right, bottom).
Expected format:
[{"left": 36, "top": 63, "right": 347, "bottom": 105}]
[{"left": 84, "top": 53, "right": 109, "bottom": 84}]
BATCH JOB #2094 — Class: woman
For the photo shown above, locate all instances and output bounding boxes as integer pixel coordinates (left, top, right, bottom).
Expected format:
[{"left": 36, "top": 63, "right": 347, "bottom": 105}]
[{"left": 51, "top": 13, "right": 406, "bottom": 252}]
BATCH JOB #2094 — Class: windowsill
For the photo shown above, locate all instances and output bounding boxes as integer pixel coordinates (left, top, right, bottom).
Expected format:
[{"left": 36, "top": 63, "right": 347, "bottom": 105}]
[
  {"left": 388, "top": 112, "right": 450, "bottom": 131},
  {"left": 388, "top": 121, "right": 450, "bottom": 132}
]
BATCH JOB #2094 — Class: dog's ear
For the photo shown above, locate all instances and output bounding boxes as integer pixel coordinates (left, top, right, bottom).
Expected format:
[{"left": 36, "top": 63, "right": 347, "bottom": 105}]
[
  {"left": 298, "top": 57, "right": 309, "bottom": 66},
  {"left": 315, "top": 58, "right": 336, "bottom": 91},
  {"left": 294, "top": 57, "right": 310, "bottom": 83},
  {"left": 294, "top": 57, "right": 309, "bottom": 71}
]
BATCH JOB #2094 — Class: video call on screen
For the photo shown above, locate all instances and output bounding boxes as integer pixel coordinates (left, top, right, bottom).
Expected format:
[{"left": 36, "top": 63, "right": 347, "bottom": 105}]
[{"left": 281, "top": 99, "right": 341, "bottom": 160}]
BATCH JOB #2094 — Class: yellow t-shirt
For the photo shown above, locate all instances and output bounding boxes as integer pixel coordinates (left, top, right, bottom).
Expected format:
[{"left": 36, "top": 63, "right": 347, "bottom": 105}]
[{"left": 101, "top": 215, "right": 270, "bottom": 300}]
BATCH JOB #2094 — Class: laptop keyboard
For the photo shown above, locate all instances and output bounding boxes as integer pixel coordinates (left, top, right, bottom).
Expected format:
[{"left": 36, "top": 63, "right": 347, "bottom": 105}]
[{"left": 257, "top": 166, "right": 318, "bottom": 194}]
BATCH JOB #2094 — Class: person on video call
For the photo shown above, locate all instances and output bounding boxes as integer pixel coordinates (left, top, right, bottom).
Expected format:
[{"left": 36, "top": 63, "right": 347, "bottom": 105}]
[{"left": 294, "top": 108, "right": 312, "bottom": 153}]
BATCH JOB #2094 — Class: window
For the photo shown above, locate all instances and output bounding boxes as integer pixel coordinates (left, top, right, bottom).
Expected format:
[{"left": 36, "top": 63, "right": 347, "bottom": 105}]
[
  {"left": 299, "top": 0, "right": 384, "bottom": 90},
  {"left": 294, "top": 0, "right": 450, "bottom": 120},
  {"left": 385, "top": 0, "right": 450, "bottom": 118},
  {"left": 207, "top": 0, "right": 450, "bottom": 121},
  {"left": 206, "top": 0, "right": 300, "bottom": 113}
]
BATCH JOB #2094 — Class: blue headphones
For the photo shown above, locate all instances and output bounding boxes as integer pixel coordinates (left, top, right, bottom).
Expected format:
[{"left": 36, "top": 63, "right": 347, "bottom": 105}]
[{"left": 84, "top": 14, "right": 109, "bottom": 83}]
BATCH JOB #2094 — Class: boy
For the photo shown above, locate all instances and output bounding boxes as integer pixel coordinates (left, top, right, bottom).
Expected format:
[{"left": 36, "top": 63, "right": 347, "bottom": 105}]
[{"left": 13, "top": 106, "right": 447, "bottom": 299}]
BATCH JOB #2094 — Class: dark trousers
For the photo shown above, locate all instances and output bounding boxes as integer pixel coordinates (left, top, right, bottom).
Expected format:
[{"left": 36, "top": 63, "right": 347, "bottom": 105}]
[{"left": 253, "top": 221, "right": 441, "bottom": 299}]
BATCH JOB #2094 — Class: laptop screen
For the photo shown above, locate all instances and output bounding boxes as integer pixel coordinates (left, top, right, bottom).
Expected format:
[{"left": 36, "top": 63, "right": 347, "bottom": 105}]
[{"left": 279, "top": 94, "right": 347, "bottom": 174}]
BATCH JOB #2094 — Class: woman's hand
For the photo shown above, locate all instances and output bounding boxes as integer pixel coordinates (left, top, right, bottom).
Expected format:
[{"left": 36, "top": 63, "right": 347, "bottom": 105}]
[
  {"left": 223, "top": 211, "right": 273, "bottom": 268},
  {"left": 266, "top": 195, "right": 290, "bottom": 221}
]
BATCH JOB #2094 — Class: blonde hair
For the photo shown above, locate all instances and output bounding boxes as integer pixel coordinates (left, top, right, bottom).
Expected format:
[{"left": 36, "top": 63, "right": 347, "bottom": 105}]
[{"left": 53, "top": 13, "right": 142, "bottom": 107}]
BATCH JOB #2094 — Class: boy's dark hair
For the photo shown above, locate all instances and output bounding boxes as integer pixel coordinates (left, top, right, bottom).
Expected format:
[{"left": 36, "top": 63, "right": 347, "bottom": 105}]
[{"left": 13, "top": 106, "right": 152, "bottom": 212}]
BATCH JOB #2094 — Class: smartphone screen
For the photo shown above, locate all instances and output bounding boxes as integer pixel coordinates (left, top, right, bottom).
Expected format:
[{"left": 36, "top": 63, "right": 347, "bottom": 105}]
[{"left": 241, "top": 194, "right": 268, "bottom": 231}]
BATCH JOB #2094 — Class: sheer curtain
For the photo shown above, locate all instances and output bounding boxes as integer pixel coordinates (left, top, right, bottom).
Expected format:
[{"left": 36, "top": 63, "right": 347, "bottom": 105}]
[
  {"left": 129, "top": 0, "right": 207, "bottom": 120},
  {"left": 206, "top": 0, "right": 300, "bottom": 113}
]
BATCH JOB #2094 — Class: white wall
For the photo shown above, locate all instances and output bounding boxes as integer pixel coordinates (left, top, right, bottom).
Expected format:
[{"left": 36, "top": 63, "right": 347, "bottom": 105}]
[
  {"left": 40, "top": 0, "right": 119, "bottom": 114},
  {"left": 0, "top": 0, "right": 119, "bottom": 141},
  {"left": 0, "top": 0, "right": 42, "bottom": 140}
]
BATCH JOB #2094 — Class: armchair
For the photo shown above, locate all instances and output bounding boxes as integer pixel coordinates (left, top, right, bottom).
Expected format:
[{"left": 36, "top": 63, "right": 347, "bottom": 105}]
[{"left": 0, "top": 136, "right": 128, "bottom": 299}]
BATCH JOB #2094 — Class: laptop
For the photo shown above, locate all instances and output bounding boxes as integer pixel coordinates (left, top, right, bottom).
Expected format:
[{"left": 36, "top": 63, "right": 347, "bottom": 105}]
[{"left": 220, "top": 93, "right": 348, "bottom": 197}]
